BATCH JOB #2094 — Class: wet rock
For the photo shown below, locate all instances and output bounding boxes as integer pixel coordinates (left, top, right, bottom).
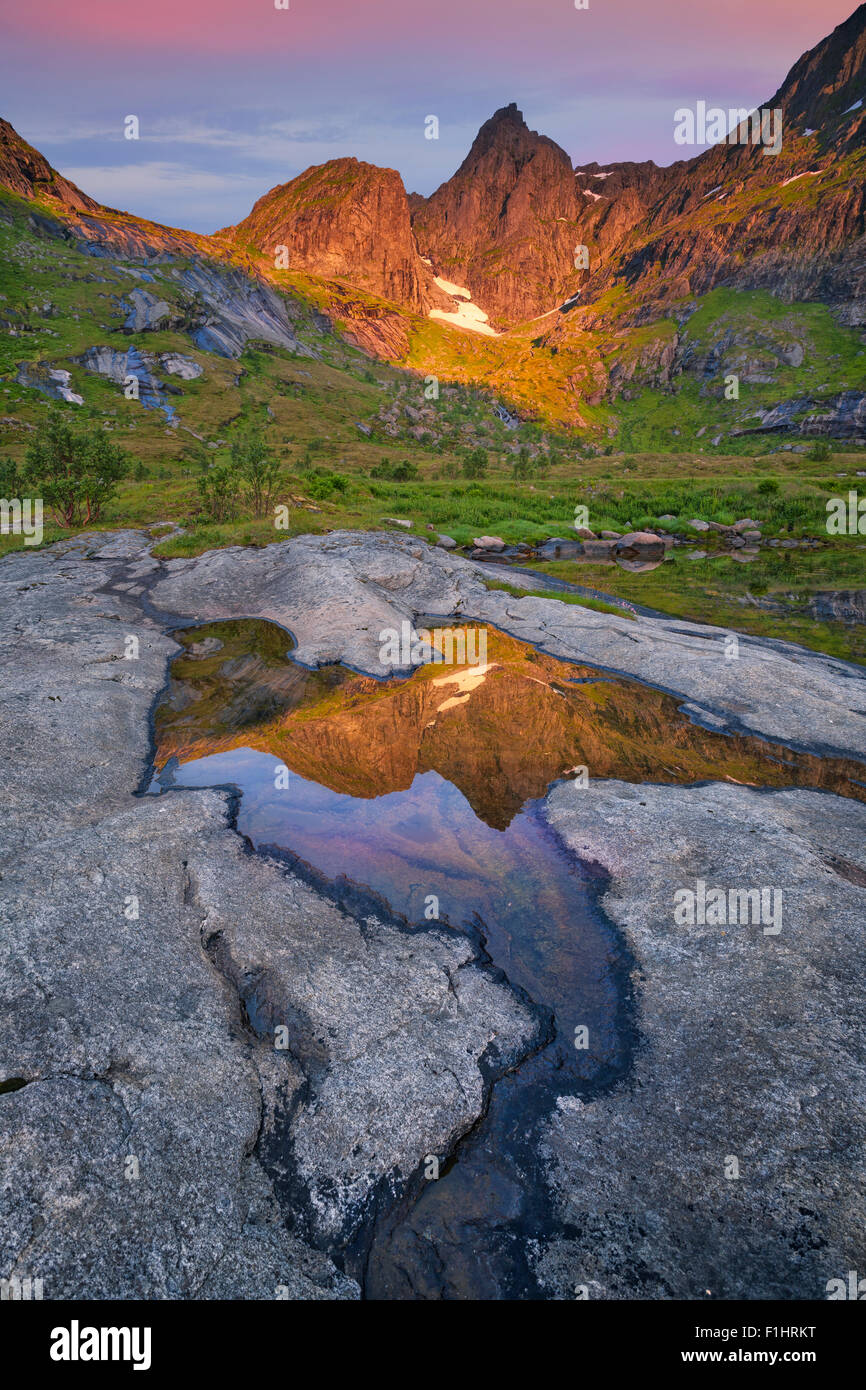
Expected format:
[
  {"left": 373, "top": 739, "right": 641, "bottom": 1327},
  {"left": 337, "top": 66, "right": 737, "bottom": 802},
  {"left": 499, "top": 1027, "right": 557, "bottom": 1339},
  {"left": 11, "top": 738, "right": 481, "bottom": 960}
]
[
  {"left": 75, "top": 345, "right": 175, "bottom": 417},
  {"left": 539, "top": 781, "right": 866, "bottom": 1299},
  {"left": 536, "top": 538, "right": 583, "bottom": 561},
  {"left": 15, "top": 361, "right": 83, "bottom": 404},
  {"left": 613, "top": 531, "right": 665, "bottom": 562},
  {"left": 178, "top": 259, "right": 318, "bottom": 361},
  {"left": 581, "top": 539, "right": 616, "bottom": 559}
]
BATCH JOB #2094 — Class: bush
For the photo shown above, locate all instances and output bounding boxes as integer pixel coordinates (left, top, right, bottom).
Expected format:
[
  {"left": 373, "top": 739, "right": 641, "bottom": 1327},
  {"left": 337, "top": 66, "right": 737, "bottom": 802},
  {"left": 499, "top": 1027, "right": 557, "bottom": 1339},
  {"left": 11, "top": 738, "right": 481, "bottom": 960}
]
[
  {"left": 197, "top": 462, "right": 241, "bottom": 522},
  {"left": 463, "top": 447, "right": 487, "bottom": 480},
  {"left": 0, "top": 456, "right": 23, "bottom": 496},
  {"left": 756, "top": 478, "right": 780, "bottom": 495},
  {"left": 304, "top": 468, "right": 349, "bottom": 500},
  {"left": 370, "top": 459, "right": 418, "bottom": 481},
  {"left": 230, "top": 431, "right": 282, "bottom": 518},
  {"left": 808, "top": 440, "right": 831, "bottom": 462},
  {"left": 24, "top": 414, "right": 130, "bottom": 526}
]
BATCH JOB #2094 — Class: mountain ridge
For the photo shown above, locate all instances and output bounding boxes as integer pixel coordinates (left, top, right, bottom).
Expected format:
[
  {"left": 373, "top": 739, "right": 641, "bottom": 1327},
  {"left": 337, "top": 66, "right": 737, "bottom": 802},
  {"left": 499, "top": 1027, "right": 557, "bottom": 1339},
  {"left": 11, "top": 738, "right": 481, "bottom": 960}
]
[{"left": 1, "top": 5, "right": 865, "bottom": 441}]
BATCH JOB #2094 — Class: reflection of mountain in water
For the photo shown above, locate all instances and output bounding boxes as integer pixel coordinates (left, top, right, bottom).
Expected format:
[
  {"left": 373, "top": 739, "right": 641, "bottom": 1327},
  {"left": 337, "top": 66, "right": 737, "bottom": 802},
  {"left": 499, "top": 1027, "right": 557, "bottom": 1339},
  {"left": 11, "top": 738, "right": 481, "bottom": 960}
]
[
  {"left": 155, "top": 619, "right": 866, "bottom": 829},
  {"left": 150, "top": 617, "right": 866, "bottom": 1299}
]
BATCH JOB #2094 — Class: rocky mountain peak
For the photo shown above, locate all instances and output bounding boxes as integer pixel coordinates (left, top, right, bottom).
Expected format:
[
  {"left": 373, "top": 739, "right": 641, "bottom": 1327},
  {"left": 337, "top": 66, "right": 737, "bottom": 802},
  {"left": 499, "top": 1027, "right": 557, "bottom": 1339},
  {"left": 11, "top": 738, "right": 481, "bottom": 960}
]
[
  {"left": 0, "top": 117, "right": 99, "bottom": 213},
  {"left": 411, "top": 104, "right": 581, "bottom": 324},
  {"left": 223, "top": 156, "right": 429, "bottom": 315},
  {"left": 767, "top": 1, "right": 866, "bottom": 141}
]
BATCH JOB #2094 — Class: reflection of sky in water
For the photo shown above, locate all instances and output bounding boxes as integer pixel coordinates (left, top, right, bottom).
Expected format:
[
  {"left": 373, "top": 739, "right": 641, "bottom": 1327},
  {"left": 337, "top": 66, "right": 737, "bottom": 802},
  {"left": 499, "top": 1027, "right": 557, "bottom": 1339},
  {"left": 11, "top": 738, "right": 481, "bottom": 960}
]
[{"left": 156, "top": 747, "right": 623, "bottom": 1079}]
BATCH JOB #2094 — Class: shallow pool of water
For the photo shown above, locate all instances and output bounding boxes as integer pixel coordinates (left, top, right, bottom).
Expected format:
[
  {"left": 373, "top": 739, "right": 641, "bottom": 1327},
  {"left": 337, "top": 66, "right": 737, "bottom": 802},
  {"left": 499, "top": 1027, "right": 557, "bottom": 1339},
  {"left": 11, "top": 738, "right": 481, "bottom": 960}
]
[{"left": 147, "top": 617, "right": 865, "bottom": 1297}]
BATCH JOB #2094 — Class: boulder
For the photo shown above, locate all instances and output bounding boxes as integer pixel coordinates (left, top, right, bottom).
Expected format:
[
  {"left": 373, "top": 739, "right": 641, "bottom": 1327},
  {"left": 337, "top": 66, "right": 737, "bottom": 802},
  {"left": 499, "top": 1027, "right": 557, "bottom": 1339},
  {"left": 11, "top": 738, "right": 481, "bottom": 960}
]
[
  {"left": 382, "top": 517, "right": 413, "bottom": 529},
  {"left": 160, "top": 353, "right": 203, "bottom": 380},
  {"left": 581, "top": 539, "right": 616, "bottom": 559},
  {"left": 123, "top": 288, "right": 174, "bottom": 333},
  {"left": 473, "top": 535, "right": 506, "bottom": 551},
  {"left": 436, "top": 535, "right": 457, "bottom": 550},
  {"left": 688, "top": 519, "right": 710, "bottom": 532},
  {"left": 614, "top": 531, "right": 665, "bottom": 562}
]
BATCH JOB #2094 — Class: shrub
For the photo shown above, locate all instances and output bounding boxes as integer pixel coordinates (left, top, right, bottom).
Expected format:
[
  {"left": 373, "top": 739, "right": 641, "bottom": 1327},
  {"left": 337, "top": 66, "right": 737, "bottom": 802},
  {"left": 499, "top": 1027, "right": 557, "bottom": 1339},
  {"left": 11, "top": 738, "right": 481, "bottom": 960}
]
[
  {"left": 24, "top": 414, "right": 130, "bottom": 526},
  {"left": 304, "top": 468, "right": 349, "bottom": 500},
  {"left": 756, "top": 478, "right": 780, "bottom": 495},
  {"left": 0, "top": 456, "right": 23, "bottom": 495},
  {"left": 370, "top": 459, "right": 418, "bottom": 481},
  {"left": 197, "top": 462, "right": 241, "bottom": 522},
  {"left": 808, "top": 440, "right": 831, "bottom": 462},
  {"left": 230, "top": 431, "right": 282, "bottom": 518},
  {"left": 463, "top": 447, "right": 487, "bottom": 480}
]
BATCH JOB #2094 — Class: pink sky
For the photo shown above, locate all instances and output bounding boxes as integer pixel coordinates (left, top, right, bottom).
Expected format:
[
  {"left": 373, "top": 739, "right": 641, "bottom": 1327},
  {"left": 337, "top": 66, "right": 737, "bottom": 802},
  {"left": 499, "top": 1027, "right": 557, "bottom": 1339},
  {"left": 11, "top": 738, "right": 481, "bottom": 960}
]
[{"left": 0, "top": 0, "right": 859, "bottom": 229}]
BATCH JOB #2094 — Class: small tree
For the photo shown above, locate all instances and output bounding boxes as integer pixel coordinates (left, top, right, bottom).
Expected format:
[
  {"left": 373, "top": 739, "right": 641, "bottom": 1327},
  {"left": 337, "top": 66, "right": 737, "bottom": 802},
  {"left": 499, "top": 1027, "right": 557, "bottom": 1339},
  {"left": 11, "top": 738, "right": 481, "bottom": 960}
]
[
  {"left": 463, "top": 446, "right": 487, "bottom": 480},
  {"left": 197, "top": 462, "right": 242, "bottom": 523},
  {"left": 0, "top": 456, "right": 23, "bottom": 496},
  {"left": 25, "top": 414, "right": 130, "bottom": 526},
  {"left": 230, "top": 431, "right": 282, "bottom": 518},
  {"left": 182, "top": 440, "right": 213, "bottom": 475}
]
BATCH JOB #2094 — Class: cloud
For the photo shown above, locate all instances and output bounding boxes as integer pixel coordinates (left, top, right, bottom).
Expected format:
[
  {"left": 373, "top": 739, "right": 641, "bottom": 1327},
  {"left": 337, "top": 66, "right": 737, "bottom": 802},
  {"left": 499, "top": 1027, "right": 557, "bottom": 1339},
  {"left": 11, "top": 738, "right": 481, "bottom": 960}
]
[{"left": 59, "top": 161, "right": 265, "bottom": 229}]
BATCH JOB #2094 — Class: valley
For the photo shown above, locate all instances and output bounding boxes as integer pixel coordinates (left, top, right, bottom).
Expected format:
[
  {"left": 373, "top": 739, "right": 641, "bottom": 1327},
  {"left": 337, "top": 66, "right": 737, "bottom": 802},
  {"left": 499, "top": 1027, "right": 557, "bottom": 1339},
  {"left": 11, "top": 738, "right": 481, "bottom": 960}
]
[{"left": 1, "top": 0, "right": 865, "bottom": 1318}]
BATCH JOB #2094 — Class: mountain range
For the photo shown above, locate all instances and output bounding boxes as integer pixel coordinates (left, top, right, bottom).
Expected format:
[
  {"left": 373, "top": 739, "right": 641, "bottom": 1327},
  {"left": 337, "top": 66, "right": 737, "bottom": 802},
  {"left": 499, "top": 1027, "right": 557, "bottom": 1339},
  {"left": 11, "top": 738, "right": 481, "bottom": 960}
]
[{"left": 1, "top": 3, "right": 865, "bottom": 443}]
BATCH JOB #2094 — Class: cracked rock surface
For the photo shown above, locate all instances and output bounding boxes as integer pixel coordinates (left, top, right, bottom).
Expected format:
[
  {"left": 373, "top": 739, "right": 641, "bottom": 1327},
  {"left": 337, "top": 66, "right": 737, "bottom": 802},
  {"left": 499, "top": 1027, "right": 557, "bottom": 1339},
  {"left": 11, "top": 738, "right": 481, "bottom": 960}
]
[
  {"left": 2, "top": 528, "right": 864, "bottom": 1300},
  {"left": 0, "top": 531, "right": 535, "bottom": 1298},
  {"left": 538, "top": 781, "right": 866, "bottom": 1299}
]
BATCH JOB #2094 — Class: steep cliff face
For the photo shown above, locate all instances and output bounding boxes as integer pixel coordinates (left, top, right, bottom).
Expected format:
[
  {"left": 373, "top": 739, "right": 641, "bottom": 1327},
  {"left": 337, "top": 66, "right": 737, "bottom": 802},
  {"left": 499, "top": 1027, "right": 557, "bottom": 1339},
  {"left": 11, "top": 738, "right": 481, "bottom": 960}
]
[
  {"left": 222, "top": 157, "right": 430, "bottom": 312},
  {"left": 412, "top": 104, "right": 585, "bottom": 326},
  {"left": 569, "top": 4, "right": 866, "bottom": 326},
  {"left": 0, "top": 117, "right": 99, "bottom": 213}
]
